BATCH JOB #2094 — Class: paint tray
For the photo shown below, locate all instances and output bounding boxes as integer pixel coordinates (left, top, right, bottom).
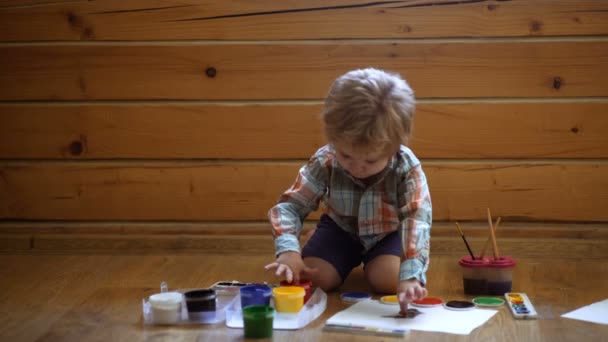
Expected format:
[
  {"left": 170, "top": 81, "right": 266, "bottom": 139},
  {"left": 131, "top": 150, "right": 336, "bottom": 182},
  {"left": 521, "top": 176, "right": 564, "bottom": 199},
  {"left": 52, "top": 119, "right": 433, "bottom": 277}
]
[
  {"left": 225, "top": 287, "right": 327, "bottom": 330},
  {"left": 142, "top": 282, "right": 238, "bottom": 326}
]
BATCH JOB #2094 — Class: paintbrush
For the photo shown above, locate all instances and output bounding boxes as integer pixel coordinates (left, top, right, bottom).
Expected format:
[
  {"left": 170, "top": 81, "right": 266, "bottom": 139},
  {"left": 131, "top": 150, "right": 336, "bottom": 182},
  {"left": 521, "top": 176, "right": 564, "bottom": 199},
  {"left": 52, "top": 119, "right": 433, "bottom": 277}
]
[
  {"left": 479, "top": 216, "right": 501, "bottom": 259},
  {"left": 486, "top": 208, "right": 500, "bottom": 259},
  {"left": 455, "top": 222, "right": 475, "bottom": 260}
]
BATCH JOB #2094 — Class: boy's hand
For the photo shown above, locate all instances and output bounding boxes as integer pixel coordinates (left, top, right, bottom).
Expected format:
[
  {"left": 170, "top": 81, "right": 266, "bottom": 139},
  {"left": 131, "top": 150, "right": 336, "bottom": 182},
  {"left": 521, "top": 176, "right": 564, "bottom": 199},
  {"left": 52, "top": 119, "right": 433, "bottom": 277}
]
[
  {"left": 264, "top": 251, "right": 317, "bottom": 283},
  {"left": 397, "top": 278, "right": 428, "bottom": 314}
]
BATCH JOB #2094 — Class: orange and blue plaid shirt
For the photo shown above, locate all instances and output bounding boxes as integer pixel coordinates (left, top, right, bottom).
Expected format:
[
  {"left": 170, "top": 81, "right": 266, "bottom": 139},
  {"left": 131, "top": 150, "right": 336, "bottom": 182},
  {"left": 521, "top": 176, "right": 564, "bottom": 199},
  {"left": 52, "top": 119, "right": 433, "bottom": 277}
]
[{"left": 269, "top": 144, "right": 432, "bottom": 284}]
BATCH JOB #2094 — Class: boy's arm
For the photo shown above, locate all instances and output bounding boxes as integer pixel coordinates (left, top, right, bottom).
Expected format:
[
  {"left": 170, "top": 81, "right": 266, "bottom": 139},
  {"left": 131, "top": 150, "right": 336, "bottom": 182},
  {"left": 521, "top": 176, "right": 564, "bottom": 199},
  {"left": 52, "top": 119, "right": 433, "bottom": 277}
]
[
  {"left": 269, "top": 156, "right": 328, "bottom": 256},
  {"left": 397, "top": 164, "right": 432, "bottom": 285}
]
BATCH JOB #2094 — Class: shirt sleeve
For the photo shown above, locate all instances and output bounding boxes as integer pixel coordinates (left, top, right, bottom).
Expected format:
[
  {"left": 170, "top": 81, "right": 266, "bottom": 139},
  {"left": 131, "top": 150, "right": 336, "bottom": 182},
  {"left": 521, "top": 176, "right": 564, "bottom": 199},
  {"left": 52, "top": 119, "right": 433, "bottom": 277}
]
[
  {"left": 397, "top": 164, "right": 432, "bottom": 285},
  {"left": 269, "top": 154, "right": 329, "bottom": 256}
]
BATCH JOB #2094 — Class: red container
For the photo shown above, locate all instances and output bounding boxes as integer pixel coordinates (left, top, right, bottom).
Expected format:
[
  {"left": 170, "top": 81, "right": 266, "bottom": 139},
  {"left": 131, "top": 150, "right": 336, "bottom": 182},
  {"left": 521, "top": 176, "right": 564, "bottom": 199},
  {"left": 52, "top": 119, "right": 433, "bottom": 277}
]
[
  {"left": 280, "top": 279, "right": 312, "bottom": 303},
  {"left": 459, "top": 256, "right": 516, "bottom": 295}
]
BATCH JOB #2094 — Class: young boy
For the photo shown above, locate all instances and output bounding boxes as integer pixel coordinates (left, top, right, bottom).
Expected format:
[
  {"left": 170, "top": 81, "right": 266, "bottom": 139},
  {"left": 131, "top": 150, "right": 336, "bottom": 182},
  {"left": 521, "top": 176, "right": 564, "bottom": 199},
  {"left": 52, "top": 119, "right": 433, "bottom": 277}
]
[{"left": 265, "top": 68, "right": 432, "bottom": 312}]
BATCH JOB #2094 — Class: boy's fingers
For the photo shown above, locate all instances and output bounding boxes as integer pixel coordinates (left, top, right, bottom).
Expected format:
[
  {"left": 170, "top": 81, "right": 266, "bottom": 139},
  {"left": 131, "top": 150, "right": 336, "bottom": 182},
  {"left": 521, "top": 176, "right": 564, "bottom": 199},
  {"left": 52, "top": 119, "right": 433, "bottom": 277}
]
[
  {"left": 285, "top": 267, "right": 294, "bottom": 283},
  {"left": 405, "top": 287, "right": 416, "bottom": 301},
  {"left": 419, "top": 287, "right": 428, "bottom": 299},
  {"left": 264, "top": 262, "right": 279, "bottom": 270},
  {"left": 274, "top": 264, "right": 286, "bottom": 277},
  {"left": 398, "top": 292, "right": 409, "bottom": 313}
]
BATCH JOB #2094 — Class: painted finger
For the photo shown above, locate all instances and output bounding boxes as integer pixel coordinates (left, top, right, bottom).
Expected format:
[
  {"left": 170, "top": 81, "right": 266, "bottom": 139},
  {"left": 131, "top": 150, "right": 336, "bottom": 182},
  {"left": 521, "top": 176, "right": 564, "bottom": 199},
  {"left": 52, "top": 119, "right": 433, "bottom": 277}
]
[{"left": 398, "top": 292, "right": 409, "bottom": 313}]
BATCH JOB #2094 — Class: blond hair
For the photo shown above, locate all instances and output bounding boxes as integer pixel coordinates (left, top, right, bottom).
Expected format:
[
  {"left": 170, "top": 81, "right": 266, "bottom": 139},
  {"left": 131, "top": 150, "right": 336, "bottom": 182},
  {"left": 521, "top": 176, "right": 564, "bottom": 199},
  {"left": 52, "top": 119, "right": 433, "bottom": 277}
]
[{"left": 322, "top": 68, "right": 415, "bottom": 157}]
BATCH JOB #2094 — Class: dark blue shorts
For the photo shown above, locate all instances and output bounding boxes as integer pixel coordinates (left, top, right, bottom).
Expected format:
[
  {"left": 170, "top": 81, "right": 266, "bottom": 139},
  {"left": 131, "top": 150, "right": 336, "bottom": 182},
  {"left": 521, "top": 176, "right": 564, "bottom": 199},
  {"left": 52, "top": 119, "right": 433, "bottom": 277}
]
[{"left": 301, "top": 214, "right": 401, "bottom": 282}]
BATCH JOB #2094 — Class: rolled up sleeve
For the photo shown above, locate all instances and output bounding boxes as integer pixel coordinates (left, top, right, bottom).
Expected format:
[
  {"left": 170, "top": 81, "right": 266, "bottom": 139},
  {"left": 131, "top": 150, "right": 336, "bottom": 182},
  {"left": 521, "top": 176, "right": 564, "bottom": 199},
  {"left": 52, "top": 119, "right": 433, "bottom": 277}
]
[{"left": 398, "top": 164, "right": 432, "bottom": 285}]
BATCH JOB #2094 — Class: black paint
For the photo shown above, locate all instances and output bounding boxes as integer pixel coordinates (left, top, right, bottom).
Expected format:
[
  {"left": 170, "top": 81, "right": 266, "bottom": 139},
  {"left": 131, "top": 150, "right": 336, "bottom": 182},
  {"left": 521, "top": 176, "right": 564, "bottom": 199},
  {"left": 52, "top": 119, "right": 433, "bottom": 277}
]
[
  {"left": 184, "top": 288, "right": 216, "bottom": 312},
  {"left": 445, "top": 300, "right": 475, "bottom": 309}
]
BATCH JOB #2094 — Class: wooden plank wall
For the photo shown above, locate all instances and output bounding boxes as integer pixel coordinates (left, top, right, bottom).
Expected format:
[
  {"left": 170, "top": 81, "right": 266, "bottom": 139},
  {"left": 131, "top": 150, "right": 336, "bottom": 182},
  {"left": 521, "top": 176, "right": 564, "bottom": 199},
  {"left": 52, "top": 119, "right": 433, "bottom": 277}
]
[{"left": 1, "top": 0, "right": 608, "bottom": 258}]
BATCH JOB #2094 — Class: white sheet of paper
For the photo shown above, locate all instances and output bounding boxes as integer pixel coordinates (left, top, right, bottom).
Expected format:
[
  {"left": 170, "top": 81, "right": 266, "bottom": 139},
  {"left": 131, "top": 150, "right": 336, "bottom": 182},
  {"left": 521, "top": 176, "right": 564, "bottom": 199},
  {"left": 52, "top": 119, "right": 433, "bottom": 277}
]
[
  {"left": 326, "top": 300, "right": 498, "bottom": 335},
  {"left": 561, "top": 299, "right": 608, "bottom": 325}
]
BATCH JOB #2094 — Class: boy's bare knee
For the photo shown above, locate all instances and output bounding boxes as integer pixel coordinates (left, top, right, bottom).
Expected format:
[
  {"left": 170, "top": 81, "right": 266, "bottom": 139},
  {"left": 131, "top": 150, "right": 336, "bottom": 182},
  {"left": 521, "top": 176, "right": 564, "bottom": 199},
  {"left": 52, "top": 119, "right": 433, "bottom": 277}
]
[
  {"left": 303, "top": 257, "right": 342, "bottom": 292},
  {"left": 365, "top": 255, "right": 400, "bottom": 294}
]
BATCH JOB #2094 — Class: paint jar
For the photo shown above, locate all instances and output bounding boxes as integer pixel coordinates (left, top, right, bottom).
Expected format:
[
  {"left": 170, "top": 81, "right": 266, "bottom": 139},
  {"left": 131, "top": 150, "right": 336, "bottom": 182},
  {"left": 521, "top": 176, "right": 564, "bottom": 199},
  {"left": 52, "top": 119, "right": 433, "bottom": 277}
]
[
  {"left": 184, "top": 288, "right": 216, "bottom": 320},
  {"left": 272, "top": 286, "right": 305, "bottom": 313},
  {"left": 243, "top": 305, "right": 274, "bottom": 338},
  {"left": 240, "top": 284, "right": 272, "bottom": 309},
  {"left": 280, "top": 279, "right": 312, "bottom": 303},
  {"left": 149, "top": 291, "right": 183, "bottom": 325},
  {"left": 459, "top": 256, "right": 516, "bottom": 295}
]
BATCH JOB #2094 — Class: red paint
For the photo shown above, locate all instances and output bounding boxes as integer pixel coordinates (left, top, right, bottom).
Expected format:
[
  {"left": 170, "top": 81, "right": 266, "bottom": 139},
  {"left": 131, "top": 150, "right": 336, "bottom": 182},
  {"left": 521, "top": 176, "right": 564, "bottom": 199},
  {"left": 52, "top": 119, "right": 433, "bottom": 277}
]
[
  {"left": 413, "top": 297, "right": 443, "bottom": 305},
  {"left": 280, "top": 279, "right": 312, "bottom": 303}
]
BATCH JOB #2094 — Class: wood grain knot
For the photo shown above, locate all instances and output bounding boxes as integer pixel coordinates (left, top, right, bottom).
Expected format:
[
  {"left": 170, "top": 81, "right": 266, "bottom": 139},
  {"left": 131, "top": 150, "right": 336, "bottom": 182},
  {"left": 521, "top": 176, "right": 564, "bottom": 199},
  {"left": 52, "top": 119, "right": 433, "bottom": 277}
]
[
  {"left": 553, "top": 77, "right": 563, "bottom": 90},
  {"left": 399, "top": 24, "right": 412, "bottom": 33},
  {"left": 205, "top": 67, "right": 217, "bottom": 78},
  {"left": 571, "top": 127, "right": 579, "bottom": 134},
  {"left": 69, "top": 140, "right": 84, "bottom": 156},
  {"left": 67, "top": 12, "right": 80, "bottom": 27},
  {"left": 529, "top": 20, "right": 543, "bottom": 33},
  {"left": 487, "top": 4, "right": 497, "bottom": 11}
]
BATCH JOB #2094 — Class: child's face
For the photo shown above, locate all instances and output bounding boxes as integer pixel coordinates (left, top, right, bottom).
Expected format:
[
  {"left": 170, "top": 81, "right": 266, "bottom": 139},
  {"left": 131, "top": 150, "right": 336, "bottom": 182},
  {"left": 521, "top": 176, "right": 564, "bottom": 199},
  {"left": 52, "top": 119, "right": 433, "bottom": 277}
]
[{"left": 334, "top": 144, "right": 390, "bottom": 180}]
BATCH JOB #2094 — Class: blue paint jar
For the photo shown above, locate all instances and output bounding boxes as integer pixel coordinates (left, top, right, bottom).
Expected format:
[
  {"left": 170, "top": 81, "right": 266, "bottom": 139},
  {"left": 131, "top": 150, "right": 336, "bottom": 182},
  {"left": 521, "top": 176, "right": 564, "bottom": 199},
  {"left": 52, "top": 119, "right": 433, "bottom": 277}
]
[{"left": 240, "top": 284, "right": 272, "bottom": 309}]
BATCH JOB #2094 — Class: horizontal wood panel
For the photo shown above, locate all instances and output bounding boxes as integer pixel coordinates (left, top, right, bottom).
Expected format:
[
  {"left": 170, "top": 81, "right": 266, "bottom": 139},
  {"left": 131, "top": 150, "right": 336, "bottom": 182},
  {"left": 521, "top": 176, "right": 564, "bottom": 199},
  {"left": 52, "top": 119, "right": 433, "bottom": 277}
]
[
  {"left": 3, "top": 221, "right": 608, "bottom": 240},
  {"left": 1, "top": 0, "right": 607, "bottom": 41},
  {"left": 1, "top": 102, "right": 607, "bottom": 159},
  {"left": 1, "top": 162, "right": 606, "bottom": 221},
  {"left": 17, "top": 236, "right": 608, "bottom": 259},
  {"left": 0, "top": 221, "right": 608, "bottom": 258},
  {"left": 1, "top": 41, "right": 607, "bottom": 100}
]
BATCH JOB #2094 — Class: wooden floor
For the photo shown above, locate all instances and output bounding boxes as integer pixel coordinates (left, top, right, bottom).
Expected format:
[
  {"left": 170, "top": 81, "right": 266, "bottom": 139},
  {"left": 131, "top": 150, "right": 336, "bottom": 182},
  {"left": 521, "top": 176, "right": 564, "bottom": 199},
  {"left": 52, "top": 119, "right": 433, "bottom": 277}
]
[{"left": 0, "top": 253, "right": 606, "bottom": 342}]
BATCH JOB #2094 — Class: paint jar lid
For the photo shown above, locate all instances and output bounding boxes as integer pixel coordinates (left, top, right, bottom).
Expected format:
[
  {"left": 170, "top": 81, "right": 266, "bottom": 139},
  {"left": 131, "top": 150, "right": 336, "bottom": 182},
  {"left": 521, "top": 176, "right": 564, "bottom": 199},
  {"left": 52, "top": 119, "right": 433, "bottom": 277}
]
[
  {"left": 184, "top": 288, "right": 216, "bottom": 301},
  {"left": 340, "top": 292, "right": 372, "bottom": 303},
  {"left": 472, "top": 297, "right": 505, "bottom": 307},
  {"left": 242, "top": 305, "right": 275, "bottom": 319},
  {"left": 444, "top": 300, "right": 475, "bottom": 311},
  {"left": 240, "top": 284, "right": 272, "bottom": 297},
  {"left": 411, "top": 296, "right": 444, "bottom": 308},
  {"left": 149, "top": 292, "right": 183, "bottom": 308},
  {"left": 272, "top": 286, "right": 305, "bottom": 298},
  {"left": 459, "top": 256, "right": 491, "bottom": 268},
  {"left": 380, "top": 295, "right": 400, "bottom": 305},
  {"left": 280, "top": 279, "right": 312, "bottom": 287},
  {"left": 487, "top": 256, "right": 516, "bottom": 268}
]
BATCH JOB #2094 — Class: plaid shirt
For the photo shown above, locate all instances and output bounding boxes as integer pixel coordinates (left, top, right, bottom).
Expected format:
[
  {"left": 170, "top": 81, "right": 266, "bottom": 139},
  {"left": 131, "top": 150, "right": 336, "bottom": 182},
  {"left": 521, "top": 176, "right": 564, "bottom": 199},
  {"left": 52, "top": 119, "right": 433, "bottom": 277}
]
[{"left": 269, "top": 144, "right": 432, "bottom": 284}]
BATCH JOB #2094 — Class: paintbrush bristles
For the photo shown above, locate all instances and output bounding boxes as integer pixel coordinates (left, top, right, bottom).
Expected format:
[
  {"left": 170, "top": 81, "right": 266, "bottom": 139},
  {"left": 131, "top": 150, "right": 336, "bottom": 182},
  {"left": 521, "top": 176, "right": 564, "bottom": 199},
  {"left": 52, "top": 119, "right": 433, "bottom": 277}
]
[
  {"left": 455, "top": 222, "right": 464, "bottom": 236},
  {"left": 486, "top": 208, "right": 500, "bottom": 259}
]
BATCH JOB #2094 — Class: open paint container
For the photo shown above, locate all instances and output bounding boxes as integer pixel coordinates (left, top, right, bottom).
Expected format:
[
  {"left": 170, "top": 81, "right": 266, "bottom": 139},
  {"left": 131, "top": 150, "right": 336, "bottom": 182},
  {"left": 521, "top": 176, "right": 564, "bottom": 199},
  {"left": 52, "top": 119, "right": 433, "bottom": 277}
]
[
  {"left": 243, "top": 305, "right": 274, "bottom": 338},
  {"left": 240, "top": 284, "right": 272, "bottom": 309},
  {"left": 272, "top": 286, "right": 305, "bottom": 313},
  {"left": 184, "top": 288, "right": 217, "bottom": 320},
  {"left": 280, "top": 279, "right": 312, "bottom": 303},
  {"left": 459, "top": 256, "right": 516, "bottom": 295},
  {"left": 148, "top": 291, "right": 184, "bottom": 325}
]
